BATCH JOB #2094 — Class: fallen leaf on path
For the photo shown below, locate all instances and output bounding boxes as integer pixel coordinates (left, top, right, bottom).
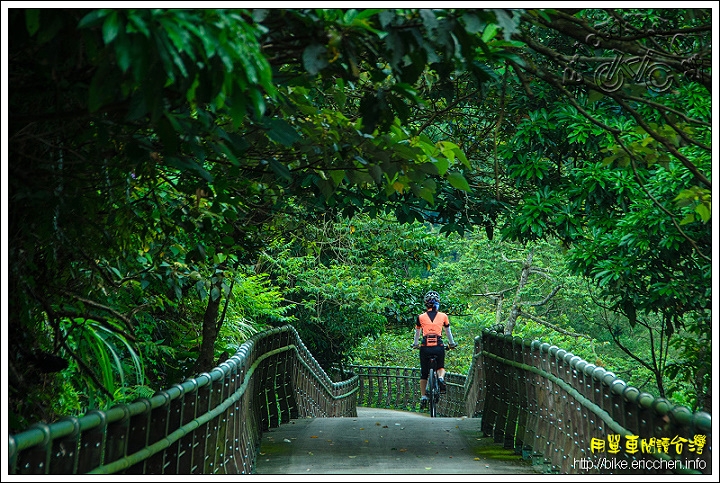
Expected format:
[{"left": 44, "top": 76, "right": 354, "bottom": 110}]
[
  {"left": 349, "top": 455, "right": 357, "bottom": 458},
  {"left": 310, "top": 435, "right": 318, "bottom": 438}
]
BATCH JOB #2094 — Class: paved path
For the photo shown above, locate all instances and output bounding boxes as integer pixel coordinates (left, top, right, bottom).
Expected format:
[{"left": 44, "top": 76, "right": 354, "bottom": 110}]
[{"left": 254, "top": 407, "right": 542, "bottom": 475}]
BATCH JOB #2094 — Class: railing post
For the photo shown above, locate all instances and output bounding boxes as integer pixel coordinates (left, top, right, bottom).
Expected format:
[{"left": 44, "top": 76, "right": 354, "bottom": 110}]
[
  {"left": 521, "top": 340, "right": 541, "bottom": 462},
  {"left": 49, "top": 417, "right": 81, "bottom": 474},
  {"left": 554, "top": 350, "right": 574, "bottom": 474},
  {"left": 565, "top": 354, "right": 586, "bottom": 473},
  {"left": 161, "top": 386, "right": 184, "bottom": 474},
  {"left": 544, "top": 346, "right": 561, "bottom": 473},
  {"left": 502, "top": 336, "right": 524, "bottom": 451},
  {"left": 533, "top": 343, "right": 552, "bottom": 463},
  {"left": 492, "top": 335, "right": 512, "bottom": 444},
  {"left": 591, "top": 366, "right": 613, "bottom": 469},
  {"left": 480, "top": 332, "right": 499, "bottom": 437},
  {"left": 513, "top": 339, "right": 532, "bottom": 456},
  {"left": 237, "top": 350, "right": 258, "bottom": 475},
  {"left": 15, "top": 423, "right": 52, "bottom": 474},
  {"left": 190, "top": 375, "right": 211, "bottom": 474},
  {"left": 176, "top": 379, "right": 198, "bottom": 474},
  {"left": 465, "top": 335, "right": 485, "bottom": 419}
]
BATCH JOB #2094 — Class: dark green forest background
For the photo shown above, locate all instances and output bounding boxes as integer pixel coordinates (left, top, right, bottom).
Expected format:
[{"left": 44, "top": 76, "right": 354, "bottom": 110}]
[{"left": 4, "top": 7, "right": 713, "bottom": 431}]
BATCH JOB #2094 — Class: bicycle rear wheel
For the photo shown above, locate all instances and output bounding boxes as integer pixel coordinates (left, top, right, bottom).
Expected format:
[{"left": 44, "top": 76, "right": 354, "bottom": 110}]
[{"left": 427, "top": 369, "right": 438, "bottom": 417}]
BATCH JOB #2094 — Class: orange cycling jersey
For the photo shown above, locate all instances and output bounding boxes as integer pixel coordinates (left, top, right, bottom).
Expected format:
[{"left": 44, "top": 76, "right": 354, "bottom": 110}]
[{"left": 416, "top": 310, "right": 449, "bottom": 336}]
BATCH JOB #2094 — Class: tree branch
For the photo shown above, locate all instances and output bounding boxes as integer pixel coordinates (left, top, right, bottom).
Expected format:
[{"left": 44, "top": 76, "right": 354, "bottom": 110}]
[
  {"left": 524, "top": 285, "right": 563, "bottom": 307},
  {"left": 518, "top": 309, "right": 592, "bottom": 340},
  {"left": 60, "top": 290, "right": 135, "bottom": 333}
]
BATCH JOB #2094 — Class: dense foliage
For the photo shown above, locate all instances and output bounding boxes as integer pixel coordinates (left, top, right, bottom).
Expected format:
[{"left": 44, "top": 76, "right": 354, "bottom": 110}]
[{"left": 5, "top": 7, "right": 712, "bottom": 429}]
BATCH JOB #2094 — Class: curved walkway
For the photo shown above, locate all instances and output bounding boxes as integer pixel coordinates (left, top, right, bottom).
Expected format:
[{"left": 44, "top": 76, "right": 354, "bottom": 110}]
[{"left": 254, "top": 407, "right": 542, "bottom": 476}]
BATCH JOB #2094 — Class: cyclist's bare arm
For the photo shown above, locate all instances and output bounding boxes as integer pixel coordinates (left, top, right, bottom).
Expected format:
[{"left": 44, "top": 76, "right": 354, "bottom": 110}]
[
  {"left": 412, "top": 327, "right": 422, "bottom": 348},
  {"left": 444, "top": 325, "right": 458, "bottom": 348}
]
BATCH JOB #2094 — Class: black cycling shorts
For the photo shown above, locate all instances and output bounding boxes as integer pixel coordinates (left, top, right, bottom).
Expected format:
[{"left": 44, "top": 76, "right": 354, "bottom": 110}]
[{"left": 419, "top": 345, "right": 445, "bottom": 380}]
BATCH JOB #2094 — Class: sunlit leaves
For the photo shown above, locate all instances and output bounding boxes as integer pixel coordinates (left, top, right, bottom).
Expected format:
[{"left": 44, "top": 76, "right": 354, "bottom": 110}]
[{"left": 674, "top": 186, "right": 711, "bottom": 224}]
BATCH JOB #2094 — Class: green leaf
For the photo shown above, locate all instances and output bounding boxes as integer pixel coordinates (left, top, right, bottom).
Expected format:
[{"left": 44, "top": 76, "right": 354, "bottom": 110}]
[
  {"left": 267, "top": 118, "right": 302, "bottom": 146},
  {"left": 102, "top": 11, "right": 120, "bottom": 44},
  {"left": 269, "top": 158, "right": 293, "bottom": 181},
  {"left": 212, "top": 142, "right": 239, "bottom": 168},
  {"left": 481, "top": 23, "right": 498, "bottom": 43},
  {"left": 317, "top": 178, "right": 335, "bottom": 198},
  {"left": 695, "top": 204, "right": 710, "bottom": 222},
  {"left": 127, "top": 11, "right": 150, "bottom": 37},
  {"left": 78, "top": 9, "right": 111, "bottom": 29},
  {"left": 114, "top": 35, "right": 132, "bottom": 73},
  {"left": 329, "top": 169, "right": 346, "bottom": 186},
  {"left": 88, "top": 64, "right": 111, "bottom": 112},
  {"left": 432, "top": 156, "right": 450, "bottom": 176},
  {"left": 229, "top": 88, "right": 247, "bottom": 128},
  {"left": 25, "top": 9, "right": 40, "bottom": 36},
  {"left": 249, "top": 88, "right": 266, "bottom": 118},
  {"left": 448, "top": 172, "right": 471, "bottom": 192}
]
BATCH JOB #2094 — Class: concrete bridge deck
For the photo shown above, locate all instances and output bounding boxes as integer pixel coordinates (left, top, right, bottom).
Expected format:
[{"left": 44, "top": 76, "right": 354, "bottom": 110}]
[{"left": 254, "top": 407, "right": 542, "bottom": 476}]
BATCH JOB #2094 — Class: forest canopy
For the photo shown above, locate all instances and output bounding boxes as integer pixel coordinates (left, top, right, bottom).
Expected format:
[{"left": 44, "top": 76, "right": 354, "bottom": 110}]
[{"left": 3, "top": 6, "right": 713, "bottom": 428}]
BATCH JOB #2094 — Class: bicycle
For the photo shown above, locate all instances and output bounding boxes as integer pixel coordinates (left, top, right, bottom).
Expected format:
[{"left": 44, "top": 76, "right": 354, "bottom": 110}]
[{"left": 413, "top": 343, "right": 455, "bottom": 417}]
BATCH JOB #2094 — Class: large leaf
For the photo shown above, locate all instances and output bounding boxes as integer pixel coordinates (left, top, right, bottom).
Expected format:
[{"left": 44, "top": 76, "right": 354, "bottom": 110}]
[
  {"left": 267, "top": 118, "right": 302, "bottom": 146},
  {"left": 447, "top": 172, "right": 471, "bottom": 192}
]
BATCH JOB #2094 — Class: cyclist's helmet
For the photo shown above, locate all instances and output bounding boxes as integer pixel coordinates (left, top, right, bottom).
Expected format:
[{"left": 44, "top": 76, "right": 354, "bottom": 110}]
[{"left": 424, "top": 290, "right": 440, "bottom": 308}]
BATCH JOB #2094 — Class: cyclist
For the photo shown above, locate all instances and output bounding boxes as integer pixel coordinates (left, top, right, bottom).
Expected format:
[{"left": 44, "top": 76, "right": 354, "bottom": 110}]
[{"left": 412, "top": 290, "right": 457, "bottom": 409}]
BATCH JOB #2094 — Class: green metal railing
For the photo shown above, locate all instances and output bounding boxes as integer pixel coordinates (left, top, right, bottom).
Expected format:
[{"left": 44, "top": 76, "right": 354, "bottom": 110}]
[
  {"left": 474, "top": 330, "right": 712, "bottom": 475},
  {"left": 8, "top": 325, "right": 357, "bottom": 475},
  {"left": 343, "top": 365, "right": 466, "bottom": 417},
  {"left": 8, "top": 325, "right": 712, "bottom": 475}
]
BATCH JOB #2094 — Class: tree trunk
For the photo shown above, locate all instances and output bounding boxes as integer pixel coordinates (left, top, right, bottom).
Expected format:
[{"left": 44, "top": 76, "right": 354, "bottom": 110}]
[
  {"left": 504, "top": 248, "right": 534, "bottom": 335},
  {"left": 193, "top": 275, "right": 224, "bottom": 375},
  {"left": 494, "top": 293, "right": 504, "bottom": 325}
]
